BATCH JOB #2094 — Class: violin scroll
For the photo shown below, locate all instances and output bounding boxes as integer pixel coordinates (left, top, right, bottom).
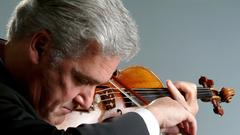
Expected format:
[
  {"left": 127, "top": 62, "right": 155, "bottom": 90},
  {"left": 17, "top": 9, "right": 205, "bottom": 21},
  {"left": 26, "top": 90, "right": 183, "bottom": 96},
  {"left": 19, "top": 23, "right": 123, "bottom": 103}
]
[
  {"left": 220, "top": 87, "right": 235, "bottom": 103},
  {"left": 198, "top": 76, "right": 235, "bottom": 116}
]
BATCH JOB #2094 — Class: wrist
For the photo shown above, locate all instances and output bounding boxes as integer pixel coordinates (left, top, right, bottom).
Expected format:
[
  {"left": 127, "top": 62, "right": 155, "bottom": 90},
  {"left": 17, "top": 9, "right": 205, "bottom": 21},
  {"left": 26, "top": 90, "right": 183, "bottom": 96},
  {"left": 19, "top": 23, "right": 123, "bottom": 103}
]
[{"left": 135, "top": 108, "right": 160, "bottom": 135}]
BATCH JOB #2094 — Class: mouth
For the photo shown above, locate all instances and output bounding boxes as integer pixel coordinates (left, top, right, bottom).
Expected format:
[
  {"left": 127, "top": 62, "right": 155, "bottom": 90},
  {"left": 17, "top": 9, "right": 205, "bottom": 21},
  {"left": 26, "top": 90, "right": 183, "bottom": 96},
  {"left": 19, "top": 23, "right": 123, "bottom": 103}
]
[
  {"left": 73, "top": 104, "right": 94, "bottom": 112},
  {"left": 61, "top": 107, "right": 73, "bottom": 114}
]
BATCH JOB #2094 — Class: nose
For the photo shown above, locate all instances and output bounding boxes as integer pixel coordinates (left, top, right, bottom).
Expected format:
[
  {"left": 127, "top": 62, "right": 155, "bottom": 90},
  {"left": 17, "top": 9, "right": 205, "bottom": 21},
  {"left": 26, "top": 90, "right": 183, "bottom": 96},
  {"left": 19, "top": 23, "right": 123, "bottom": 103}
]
[{"left": 73, "top": 86, "right": 95, "bottom": 110}]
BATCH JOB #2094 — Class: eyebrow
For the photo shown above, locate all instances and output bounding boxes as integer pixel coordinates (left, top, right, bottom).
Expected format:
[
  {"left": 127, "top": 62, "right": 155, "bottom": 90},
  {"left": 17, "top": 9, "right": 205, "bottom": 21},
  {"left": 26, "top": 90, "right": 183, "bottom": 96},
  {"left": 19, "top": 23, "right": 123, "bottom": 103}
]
[{"left": 71, "top": 69, "right": 102, "bottom": 85}]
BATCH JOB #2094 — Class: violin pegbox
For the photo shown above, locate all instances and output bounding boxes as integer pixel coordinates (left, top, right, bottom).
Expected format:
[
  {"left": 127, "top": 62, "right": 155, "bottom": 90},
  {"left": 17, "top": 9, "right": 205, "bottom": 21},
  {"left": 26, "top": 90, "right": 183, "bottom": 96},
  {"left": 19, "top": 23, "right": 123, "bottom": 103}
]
[{"left": 198, "top": 76, "right": 235, "bottom": 116}]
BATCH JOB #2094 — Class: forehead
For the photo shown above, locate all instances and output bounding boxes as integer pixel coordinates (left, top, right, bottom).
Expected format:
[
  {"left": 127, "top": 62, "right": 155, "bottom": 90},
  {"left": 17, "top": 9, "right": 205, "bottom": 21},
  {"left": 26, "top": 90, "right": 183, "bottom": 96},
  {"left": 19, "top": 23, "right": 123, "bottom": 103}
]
[{"left": 61, "top": 53, "right": 120, "bottom": 84}]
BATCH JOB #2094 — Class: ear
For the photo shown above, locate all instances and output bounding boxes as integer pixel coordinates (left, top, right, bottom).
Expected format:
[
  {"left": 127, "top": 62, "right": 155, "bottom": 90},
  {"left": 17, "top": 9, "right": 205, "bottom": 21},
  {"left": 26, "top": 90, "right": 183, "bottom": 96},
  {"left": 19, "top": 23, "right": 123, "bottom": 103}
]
[{"left": 29, "top": 30, "right": 51, "bottom": 64}]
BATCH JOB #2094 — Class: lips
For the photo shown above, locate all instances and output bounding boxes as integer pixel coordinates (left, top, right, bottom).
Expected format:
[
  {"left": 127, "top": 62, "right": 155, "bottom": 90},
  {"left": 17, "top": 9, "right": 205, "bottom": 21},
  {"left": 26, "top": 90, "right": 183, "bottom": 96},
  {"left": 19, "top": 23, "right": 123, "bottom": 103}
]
[{"left": 61, "top": 107, "right": 73, "bottom": 114}]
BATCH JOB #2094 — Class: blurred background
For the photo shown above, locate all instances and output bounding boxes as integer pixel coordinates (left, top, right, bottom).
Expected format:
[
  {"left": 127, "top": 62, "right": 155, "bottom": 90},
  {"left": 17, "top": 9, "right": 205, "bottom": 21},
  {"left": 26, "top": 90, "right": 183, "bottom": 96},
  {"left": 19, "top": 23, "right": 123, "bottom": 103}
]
[{"left": 1, "top": 0, "right": 239, "bottom": 134}]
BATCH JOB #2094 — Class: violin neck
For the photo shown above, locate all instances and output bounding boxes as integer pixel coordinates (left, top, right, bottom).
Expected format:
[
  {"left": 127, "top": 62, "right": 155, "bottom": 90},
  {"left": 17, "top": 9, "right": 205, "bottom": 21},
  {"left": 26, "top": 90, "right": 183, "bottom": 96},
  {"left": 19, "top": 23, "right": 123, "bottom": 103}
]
[
  {"left": 96, "top": 86, "right": 214, "bottom": 110},
  {"left": 125, "top": 87, "right": 213, "bottom": 106}
]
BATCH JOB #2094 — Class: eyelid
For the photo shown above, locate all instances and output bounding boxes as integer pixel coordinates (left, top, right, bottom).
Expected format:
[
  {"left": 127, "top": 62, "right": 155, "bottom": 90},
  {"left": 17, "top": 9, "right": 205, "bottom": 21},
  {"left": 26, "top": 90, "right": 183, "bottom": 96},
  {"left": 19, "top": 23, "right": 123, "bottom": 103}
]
[
  {"left": 72, "top": 73, "right": 100, "bottom": 85},
  {"left": 74, "top": 75, "right": 92, "bottom": 85},
  {"left": 71, "top": 69, "right": 103, "bottom": 85}
]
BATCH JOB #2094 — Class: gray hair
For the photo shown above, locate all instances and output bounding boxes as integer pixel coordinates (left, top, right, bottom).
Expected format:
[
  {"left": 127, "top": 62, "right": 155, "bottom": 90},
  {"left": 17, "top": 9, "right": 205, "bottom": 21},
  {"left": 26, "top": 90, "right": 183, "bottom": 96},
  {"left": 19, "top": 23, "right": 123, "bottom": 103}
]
[{"left": 6, "top": 0, "right": 139, "bottom": 62}]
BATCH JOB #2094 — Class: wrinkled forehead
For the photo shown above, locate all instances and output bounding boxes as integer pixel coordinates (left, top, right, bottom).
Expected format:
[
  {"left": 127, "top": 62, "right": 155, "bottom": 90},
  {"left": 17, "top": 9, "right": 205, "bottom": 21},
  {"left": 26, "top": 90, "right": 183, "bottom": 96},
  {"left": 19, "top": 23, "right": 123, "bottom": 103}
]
[
  {"left": 60, "top": 50, "right": 120, "bottom": 85},
  {"left": 77, "top": 54, "right": 120, "bottom": 84}
]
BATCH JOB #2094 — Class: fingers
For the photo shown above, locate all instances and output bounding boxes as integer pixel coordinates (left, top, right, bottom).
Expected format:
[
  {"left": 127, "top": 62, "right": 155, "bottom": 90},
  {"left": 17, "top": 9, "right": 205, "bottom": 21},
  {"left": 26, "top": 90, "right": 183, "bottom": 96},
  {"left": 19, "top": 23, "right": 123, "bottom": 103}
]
[
  {"left": 161, "top": 126, "right": 180, "bottom": 134},
  {"left": 186, "top": 111, "right": 197, "bottom": 135},
  {"left": 173, "top": 81, "right": 197, "bottom": 103},
  {"left": 146, "top": 97, "right": 197, "bottom": 135},
  {"left": 166, "top": 80, "right": 198, "bottom": 135},
  {"left": 166, "top": 80, "right": 191, "bottom": 112},
  {"left": 174, "top": 81, "right": 199, "bottom": 115},
  {"left": 160, "top": 110, "right": 197, "bottom": 135},
  {"left": 177, "top": 112, "right": 197, "bottom": 135},
  {"left": 147, "top": 79, "right": 198, "bottom": 135},
  {"left": 166, "top": 80, "right": 199, "bottom": 115}
]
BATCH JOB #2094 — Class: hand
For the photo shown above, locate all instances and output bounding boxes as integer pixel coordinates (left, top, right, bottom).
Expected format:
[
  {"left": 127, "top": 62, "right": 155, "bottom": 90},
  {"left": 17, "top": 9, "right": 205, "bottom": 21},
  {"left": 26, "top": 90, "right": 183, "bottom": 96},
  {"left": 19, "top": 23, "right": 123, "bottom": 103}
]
[
  {"left": 165, "top": 80, "right": 199, "bottom": 135},
  {"left": 146, "top": 80, "right": 198, "bottom": 135},
  {"left": 169, "top": 80, "right": 199, "bottom": 135},
  {"left": 170, "top": 80, "right": 198, "bottom": 116}
]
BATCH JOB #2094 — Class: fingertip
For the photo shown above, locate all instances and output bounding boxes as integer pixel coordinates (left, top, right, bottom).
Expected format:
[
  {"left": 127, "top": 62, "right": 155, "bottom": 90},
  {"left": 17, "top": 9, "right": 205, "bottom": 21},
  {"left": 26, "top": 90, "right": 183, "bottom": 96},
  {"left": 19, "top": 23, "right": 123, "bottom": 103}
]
[
  {"left": 189, "top": 113, "right": 198, "bottom": 135},
  {"left": 166, "top": 80, "right": 177, "bottom": 91},
  {"left": 166, "top": 79, "right": 173, "bottom": 86},
  {"left": 166, "top": 79, "right": 171, "bottom": 82}
]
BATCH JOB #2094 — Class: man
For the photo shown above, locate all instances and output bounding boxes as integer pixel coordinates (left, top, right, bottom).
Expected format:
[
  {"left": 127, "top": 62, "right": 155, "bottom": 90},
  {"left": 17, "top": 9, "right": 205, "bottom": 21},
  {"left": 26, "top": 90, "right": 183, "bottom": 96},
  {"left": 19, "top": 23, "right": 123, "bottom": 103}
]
[{"left": 0, "top": 0, "right": 198, "bottom": 135}]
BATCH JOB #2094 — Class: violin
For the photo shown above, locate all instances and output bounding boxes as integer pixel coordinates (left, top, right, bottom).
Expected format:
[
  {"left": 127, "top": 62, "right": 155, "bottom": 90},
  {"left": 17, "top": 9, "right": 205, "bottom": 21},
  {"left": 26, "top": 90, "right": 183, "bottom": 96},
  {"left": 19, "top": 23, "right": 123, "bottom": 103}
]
[{"left": 56, "top": 65, "right": 235, "bottom": 129}]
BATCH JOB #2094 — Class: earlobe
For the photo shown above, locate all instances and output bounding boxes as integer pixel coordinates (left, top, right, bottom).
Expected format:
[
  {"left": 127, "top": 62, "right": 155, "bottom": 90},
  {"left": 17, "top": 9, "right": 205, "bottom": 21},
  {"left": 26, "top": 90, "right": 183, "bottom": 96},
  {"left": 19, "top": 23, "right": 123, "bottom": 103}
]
[{"left": 29, "top": 30, "right": 51, "bottom": 64}]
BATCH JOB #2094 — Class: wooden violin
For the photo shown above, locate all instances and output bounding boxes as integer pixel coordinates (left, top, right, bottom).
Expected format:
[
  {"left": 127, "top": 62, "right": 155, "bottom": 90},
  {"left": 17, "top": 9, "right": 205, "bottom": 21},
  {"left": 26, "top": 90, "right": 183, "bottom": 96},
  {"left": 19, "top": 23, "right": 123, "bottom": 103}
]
[
  {"left": 95, "top": 65, "right": 235, "bottom": 115},
  {"left": 57, "top": 65, "right": 235, "bottom": 129}
]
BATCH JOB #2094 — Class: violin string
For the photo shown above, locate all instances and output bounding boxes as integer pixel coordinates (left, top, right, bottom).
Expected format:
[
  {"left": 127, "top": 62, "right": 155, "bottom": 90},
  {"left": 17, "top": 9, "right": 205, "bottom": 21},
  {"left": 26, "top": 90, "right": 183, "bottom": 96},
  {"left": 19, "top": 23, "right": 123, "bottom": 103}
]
[
  {"left": 96, "top": 87, "right": 213, "bottom": 99},
  {"left": 95, "top": 89, "right": 213, "bottom": 105},
  {"left": 97, "top": 92, "right": 213, "bottom": 106},
  {"left": 108, "top": 80, "right": 142, "bottom": 107},
  {"left": 96, "top": 90, "right": 212, "bottom": 98},
  {"left": 98, "top": 91, "right": 213, "bottom": 102},
  {"left": 96, "top": 87, "right": 212, "bottom": 94},
  {"left": 99, "top": 95, "right": 167, "bottom": 102},
  {"left": 96, "top": 87, "right": 212, "bottom": 92}
]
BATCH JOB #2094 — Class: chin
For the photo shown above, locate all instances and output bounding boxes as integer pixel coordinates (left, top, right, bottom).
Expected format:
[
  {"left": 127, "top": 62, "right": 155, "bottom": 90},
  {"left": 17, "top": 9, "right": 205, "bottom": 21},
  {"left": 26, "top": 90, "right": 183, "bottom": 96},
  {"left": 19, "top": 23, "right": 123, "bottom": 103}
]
[
  {"left": 45, "top": 112, "right": 66, "bottom": 126},
  {"left": 49, "top": 116, "right": 66, "bottom": 125}
]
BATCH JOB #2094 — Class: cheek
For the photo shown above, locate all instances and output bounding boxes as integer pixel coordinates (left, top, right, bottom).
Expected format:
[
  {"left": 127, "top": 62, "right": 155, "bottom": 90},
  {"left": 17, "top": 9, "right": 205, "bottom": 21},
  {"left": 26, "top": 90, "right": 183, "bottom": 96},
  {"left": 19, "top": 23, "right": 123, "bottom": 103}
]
[
  {"left": 43, "top": 71, "right": 68, "bottom": 106},
  {"left": 40, "top": 79, "right": 66, "bottom": 111},
  {"left": 36, "top": 81, "right": 65, "bottom": 119},
  {"left": 43, "top": 86, "right": 63, "bottom": 109},
  {"left": 62, "top": 86, "right": 82, "bottom": 101}
]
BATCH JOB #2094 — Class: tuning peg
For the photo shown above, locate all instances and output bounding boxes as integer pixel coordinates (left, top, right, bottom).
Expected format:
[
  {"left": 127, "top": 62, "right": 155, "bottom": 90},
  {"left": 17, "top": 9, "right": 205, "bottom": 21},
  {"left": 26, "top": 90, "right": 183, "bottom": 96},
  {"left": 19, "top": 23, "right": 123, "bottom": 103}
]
[
  {"left": 199, "top": 76, "right": 208, "bottom": 87},
  {"left": 206, "top": 79, "right": 214, "bottom": 88}
]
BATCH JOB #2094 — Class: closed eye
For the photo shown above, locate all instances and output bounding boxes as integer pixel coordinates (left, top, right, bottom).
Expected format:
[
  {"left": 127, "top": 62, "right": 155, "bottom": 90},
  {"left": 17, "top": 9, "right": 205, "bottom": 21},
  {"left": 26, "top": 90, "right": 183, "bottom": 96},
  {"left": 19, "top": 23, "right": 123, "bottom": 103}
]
[{"left": 72, "top": 69, "right": 100, "bottom": 85}]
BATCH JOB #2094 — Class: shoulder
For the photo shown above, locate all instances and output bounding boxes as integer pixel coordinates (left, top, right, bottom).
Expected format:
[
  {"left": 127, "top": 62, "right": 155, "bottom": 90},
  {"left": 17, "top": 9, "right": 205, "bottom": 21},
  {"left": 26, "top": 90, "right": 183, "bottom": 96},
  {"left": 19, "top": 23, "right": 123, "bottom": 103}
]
[
  {"left": 0, "top": 82, "right": 27, "bottom": 104},
  {"left": 0, "top": 82, "right": 37, "bottom": 119}
]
